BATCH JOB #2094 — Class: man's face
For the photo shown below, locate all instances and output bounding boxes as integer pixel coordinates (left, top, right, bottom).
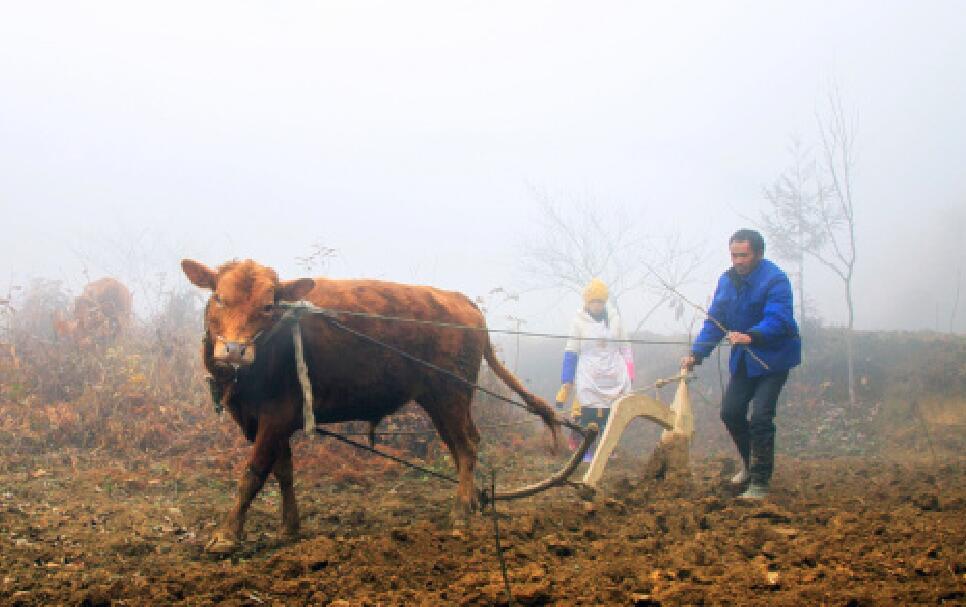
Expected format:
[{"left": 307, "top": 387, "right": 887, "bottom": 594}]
[{"left": 730, "top": 240, "right": 762, "bottom": 275}]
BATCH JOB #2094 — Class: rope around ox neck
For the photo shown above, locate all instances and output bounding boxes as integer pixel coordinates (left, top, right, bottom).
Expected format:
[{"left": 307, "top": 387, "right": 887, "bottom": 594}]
[{"left": 292, "top": 320, "right": 316, "bottom": 435}]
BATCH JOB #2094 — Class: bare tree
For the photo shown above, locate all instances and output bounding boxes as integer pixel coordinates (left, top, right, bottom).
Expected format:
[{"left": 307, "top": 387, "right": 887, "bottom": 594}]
[
  {"left": 630, "top": 230, "right": 706, "bottom": 334},
  {"left": 814, "top": 87, "right": 860, "bottom": 405},
  {"left": 519, "top": 189, "right": 704, "bottom": 333},
  {"left": 520, "top": 190, "right": 645, "bottom": 304},
  {"left": 761, "top": 87, "right": 859, "bottom": 404},
  {"left": 295, "top": 241, "right": 338, "bottom": 274},
  {"left": 760, "top": 137, "right": 831, "bottom": 363},
  {"left": 68, "top": 225, "right": 188, "bottom": 319}
]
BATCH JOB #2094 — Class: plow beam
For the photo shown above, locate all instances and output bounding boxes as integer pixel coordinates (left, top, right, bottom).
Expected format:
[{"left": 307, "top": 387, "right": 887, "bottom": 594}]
[{"left": 491, "top": 423, "right": 599, "bottom": 501}]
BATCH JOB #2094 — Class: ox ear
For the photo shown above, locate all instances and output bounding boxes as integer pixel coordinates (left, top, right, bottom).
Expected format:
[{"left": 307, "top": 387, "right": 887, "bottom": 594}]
[
  {"left": 277, "top": 278, "right": 315, "bottom": 302},
  {"left": 181, "top": 259, "right": 217, "bottom": 291}
]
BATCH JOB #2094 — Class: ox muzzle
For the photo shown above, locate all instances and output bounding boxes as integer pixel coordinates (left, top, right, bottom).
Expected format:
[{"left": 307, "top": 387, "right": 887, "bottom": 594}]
[{"left": 212, "top": 335, "right": 260, "bottom": 366}]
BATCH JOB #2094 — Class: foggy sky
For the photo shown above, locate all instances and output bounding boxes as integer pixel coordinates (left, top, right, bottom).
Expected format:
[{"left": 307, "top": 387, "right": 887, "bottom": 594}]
[{"left": 2, "top": 1, "right": 964, "bottom": 336}]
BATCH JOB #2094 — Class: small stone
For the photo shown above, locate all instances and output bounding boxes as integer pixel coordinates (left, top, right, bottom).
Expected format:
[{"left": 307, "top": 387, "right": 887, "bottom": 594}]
[
  {"left": 912, "top": 492, "right": 940, "bottom": 511},
  {"left": 748, "top": 505, "right": 792, "bottom": 524},
  {"left": 512, "top": 580, "right": 550, "bottom": 604},
  {"left": 631, "top": 592, "right": 662, "bottom": 606},
  {"left": 603, "top": 497, "right": 626, "bottom": 514},
  {"left": 771, "top": 526, "right": 799, "bottom": 539},
  {"left": 520, "top": 514, "right": 539, "bottom": 537},
  {"left": 544, "top": 534, "right": 574, "bottom": 557}
]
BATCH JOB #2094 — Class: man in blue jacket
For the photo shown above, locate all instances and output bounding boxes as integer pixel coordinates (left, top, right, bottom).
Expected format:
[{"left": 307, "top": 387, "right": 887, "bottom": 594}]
[{"left": 682, "top": 229, "right": 801, "bottom": 500}]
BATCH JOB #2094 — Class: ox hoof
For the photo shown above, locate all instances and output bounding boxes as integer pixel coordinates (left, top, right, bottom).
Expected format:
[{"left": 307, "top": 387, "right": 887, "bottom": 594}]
[
  {"left": 573, "top": 482, "right": 596, "bottom": 501},
  {"left": 205, "top": 531, "right": 241, "bottom": 554},
  {"left": 451, "top": 510, "right": 472, "bottom": 530},
  {"left": 279, "top": 529, "right": 301, "bottom": 543}
]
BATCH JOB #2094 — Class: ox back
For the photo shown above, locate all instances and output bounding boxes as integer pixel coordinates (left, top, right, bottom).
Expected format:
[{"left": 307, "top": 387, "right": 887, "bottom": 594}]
[{"left": 207, "top": 279, "right": 486, "bottom": 446}]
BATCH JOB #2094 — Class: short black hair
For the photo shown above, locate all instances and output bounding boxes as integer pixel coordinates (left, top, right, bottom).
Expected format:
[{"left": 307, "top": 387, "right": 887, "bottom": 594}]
[{"left": 729, "top": 228, "right": 765, "bottom": 255}]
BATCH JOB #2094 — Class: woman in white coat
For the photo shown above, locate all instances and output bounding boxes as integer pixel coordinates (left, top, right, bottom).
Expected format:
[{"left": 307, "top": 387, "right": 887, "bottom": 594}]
[{"left": 555, "top": 278, "right": 635, "bottom": 460}]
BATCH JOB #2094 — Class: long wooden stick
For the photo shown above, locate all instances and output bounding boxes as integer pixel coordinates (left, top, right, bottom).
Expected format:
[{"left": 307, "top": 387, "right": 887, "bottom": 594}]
[{"left": 643, "top": 262, "right": 771, "bottom": 371}]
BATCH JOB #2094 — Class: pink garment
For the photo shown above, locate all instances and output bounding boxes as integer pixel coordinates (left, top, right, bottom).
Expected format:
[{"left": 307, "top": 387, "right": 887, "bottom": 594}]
[{"left": 623, "top": 353, "right": 635, "bottom": 383}]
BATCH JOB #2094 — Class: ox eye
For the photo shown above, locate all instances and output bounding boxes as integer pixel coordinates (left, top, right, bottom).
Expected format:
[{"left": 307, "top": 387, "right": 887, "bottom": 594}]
[
  {"left": 262, "top": 304, "right": 274, "bottom": 314},
  {"left": 212, "top": 294, "right": 224, "bottom": 306}
]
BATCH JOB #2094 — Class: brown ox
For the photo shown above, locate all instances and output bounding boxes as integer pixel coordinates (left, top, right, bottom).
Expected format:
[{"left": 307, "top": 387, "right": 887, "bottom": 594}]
[
  {"left": 182, "top": 258, "right": 558, "bottom": 553},
  {"left": 54, "top": 277, "right": 133, "bottom": 344}
]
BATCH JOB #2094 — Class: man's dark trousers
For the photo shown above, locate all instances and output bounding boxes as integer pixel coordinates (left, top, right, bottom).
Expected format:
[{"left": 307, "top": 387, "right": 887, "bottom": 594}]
[{"left": 720, "top": 357, "right": 789, "bottom": 485}]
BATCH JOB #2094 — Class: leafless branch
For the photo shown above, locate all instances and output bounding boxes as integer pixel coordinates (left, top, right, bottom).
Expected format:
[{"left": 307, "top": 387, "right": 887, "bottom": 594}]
[{"left": 519, "top": 189, "right": 705, "bottom": 333}]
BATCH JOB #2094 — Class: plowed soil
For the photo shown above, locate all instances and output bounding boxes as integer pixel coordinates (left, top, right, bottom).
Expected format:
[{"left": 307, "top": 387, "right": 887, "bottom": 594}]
[{"left": 1, "top": 444, "right": 963, "bottom": 606}]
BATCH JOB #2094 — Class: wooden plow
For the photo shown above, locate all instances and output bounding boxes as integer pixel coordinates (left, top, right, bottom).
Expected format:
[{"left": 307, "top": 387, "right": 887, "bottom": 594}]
[{"left": 580, "top": 369, "right": 694, "bottom": 489}]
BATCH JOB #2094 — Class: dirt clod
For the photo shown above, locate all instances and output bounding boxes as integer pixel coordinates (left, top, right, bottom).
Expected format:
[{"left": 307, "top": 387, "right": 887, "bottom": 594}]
[{"left": 0, "top": 451, "right": 962, "bottom": 605}]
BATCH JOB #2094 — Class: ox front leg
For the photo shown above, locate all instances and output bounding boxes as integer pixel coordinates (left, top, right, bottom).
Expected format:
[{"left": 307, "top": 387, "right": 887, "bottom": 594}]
[
  {"left": 206, "top": 465, "right": 268, "bottom": 554},
  {"left": 206, "top": 434, "right": 280, "bottom": 554},
  {"left": 273, "top": 441, "right": 300, "bottom": 541}
]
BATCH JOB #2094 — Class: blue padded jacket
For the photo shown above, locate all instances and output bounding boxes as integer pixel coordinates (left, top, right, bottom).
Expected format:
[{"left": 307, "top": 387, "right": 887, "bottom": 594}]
[{"left": 691, "top": 259, "right": 801, "bottom": 378}]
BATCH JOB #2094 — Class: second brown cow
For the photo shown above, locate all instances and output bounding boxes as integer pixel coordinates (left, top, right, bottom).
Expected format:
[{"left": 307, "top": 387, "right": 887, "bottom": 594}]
[
  {"left": 54, "top": 277, "right": 133, "bottom": 345},
  {"left": 181, "top": 258, "right": 558, "bottom": 553}
]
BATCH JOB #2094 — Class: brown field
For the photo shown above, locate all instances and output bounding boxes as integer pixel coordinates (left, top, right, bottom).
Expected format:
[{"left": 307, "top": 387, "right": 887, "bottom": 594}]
[
  {"left": 1, "top": 290, "right": 964, "bottom": 605},
  {"left": 0, "top": 434, "right": 963, "bottom": 606}
]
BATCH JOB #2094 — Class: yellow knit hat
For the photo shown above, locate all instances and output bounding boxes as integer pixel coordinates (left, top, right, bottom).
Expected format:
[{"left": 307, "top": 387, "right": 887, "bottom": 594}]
[{"left": 582, "top": 278, "right": 609, "bottom": 304}]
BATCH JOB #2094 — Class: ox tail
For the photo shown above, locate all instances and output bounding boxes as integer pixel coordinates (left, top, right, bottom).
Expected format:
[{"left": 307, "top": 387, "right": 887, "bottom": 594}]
[{"left": 482, "top": 337, "right": 560, "bottom": 447}]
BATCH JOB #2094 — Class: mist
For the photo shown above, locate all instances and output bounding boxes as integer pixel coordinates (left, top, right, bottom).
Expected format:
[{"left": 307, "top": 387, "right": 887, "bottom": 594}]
[
  {"left": 2, "top": 4, "right": 966, "bottom": 604},
  {"left": 2, "top": 1, "right": 964, "bottom": 335}
]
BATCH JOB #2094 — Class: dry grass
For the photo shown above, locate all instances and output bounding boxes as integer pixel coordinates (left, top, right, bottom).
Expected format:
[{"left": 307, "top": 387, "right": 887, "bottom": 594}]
[{"left": 0, "top": 280, "right": 539, "bottom": 485}]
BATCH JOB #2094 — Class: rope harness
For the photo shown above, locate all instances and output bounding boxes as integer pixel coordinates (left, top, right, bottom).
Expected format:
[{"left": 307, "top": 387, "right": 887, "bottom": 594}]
[
  {"left": 255, "top": 301, "right": 588, "bottom": 435},
  {"left": 205, "top": 300, "right": 599, "bottom": 504},
  {"left": 269, "top": 304, "right": 722, "bottom": 346}
]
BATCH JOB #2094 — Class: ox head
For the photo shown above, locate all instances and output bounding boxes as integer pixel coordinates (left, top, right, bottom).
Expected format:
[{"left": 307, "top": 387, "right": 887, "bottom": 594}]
[{"left": 181, "top": 259, "right": 315, "bottom": 366}]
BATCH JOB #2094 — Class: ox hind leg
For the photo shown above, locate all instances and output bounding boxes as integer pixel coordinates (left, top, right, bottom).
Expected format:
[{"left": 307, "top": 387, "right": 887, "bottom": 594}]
[
  {"left": 206, "top": 428, "right": 284, "bottom": 554},
  {"left": 420, "top": 389, "right": 481, "bottom": 522}
]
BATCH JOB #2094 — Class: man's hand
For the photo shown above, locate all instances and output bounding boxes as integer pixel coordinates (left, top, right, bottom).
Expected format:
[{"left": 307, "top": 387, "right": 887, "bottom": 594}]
[
  {"left": 727, "top": 331, "right": 752, "bottom": 345},
  {"left": 681, "top": 355, "right": 697, "bottom": 371}
]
